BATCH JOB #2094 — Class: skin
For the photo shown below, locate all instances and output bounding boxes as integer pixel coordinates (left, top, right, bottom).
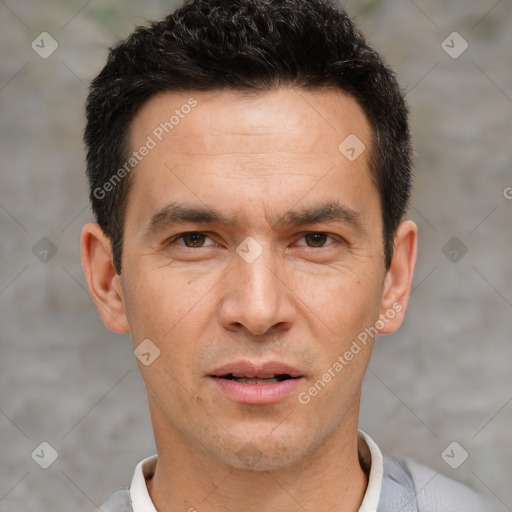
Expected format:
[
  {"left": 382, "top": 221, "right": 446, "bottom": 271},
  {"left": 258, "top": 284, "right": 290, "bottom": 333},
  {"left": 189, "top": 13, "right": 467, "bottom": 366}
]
[{"left": 81, "top": 86, "right": 417, "bottom": 512}]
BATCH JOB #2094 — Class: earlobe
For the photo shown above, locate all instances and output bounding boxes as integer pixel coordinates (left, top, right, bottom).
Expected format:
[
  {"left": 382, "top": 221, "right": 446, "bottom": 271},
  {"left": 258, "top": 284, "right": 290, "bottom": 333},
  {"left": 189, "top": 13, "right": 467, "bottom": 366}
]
[
  {"left": 80, "top": 222, "right": 130, "bottom": 333},
  {"left": 378, "top": 220, "right": 418, "bottom": 335}
]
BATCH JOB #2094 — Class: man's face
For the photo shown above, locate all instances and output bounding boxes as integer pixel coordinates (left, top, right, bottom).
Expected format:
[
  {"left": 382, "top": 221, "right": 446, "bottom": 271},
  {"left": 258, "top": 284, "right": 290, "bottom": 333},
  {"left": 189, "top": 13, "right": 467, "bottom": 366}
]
[{"left": 115, "top": 87, "right": 393, "bottom": 469}]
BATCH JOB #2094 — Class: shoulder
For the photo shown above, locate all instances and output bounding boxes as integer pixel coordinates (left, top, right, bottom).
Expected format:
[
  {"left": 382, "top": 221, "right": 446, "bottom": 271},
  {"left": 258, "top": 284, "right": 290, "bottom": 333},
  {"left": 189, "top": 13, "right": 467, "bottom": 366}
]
[
  {"left": 383, "top": 455, "right": 489, "bottom": 512},
  {"left": 98, "top": 489, "right": 133, "bottom": 512}
]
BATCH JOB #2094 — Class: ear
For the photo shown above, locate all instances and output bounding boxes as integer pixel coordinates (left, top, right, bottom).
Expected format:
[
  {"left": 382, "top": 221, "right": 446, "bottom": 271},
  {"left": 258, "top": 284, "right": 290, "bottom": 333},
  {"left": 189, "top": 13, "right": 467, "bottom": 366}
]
[
  {"left": 80, "top": 222, "right": 130, "bottom": 333},
  {"left": 378, "top": 220, "right": 418, "bottom": 334}
]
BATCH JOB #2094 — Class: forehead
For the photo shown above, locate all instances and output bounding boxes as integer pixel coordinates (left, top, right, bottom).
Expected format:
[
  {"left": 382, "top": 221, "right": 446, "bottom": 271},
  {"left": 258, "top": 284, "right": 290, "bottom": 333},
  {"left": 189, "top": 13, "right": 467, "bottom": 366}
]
[
  {"left": 130, "top": 86, "right": 372, "bottom": 158},
  {"left": 124, "top": 86, "right": 378, "bottom": 233}
]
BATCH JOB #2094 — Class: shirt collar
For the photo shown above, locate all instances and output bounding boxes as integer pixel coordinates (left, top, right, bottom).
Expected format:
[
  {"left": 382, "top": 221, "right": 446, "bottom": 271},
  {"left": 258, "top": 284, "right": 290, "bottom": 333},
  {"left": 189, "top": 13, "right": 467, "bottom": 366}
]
[
  {"left": 130, "top": 429, "right": 383, "bottom": 512},
  {"left": 130, "top": 453, "right": 158, "bottom": 512},
  {"left": 357, "top": 430, "right": 384, "bottom": 512}
]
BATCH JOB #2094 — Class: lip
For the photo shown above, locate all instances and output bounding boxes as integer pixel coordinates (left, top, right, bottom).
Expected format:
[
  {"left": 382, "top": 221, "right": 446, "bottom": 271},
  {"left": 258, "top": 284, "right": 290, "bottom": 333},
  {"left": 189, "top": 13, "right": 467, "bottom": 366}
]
[
  {"left": 208, "top": 360, "right": 305, "bottom": 405},
  {"left": 210, "top": 360, "right": 303, "bottom": 378},
  {"left": 209, "top": 375, "right": 305, "bottom": 404}
]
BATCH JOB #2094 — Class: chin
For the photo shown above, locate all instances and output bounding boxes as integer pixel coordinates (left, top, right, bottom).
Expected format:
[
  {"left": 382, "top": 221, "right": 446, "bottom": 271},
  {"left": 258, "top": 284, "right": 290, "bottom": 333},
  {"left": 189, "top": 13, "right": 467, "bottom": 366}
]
[{"left": 208, "top": 431, "right": 318, "bottom": 471}]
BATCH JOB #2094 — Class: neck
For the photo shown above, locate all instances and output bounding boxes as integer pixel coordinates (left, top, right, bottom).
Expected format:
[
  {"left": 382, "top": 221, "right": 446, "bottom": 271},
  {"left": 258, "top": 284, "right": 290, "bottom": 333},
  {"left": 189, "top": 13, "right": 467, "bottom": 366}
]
[{"left": 146, "top": 400, "right": 369, "bottom": 512}]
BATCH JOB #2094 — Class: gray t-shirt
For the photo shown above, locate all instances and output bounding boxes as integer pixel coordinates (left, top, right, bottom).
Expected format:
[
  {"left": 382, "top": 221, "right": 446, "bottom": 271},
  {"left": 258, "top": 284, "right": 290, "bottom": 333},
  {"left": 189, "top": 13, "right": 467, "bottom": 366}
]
[{"left": 98, "top": 454, "right": 489, "bottom": 512}]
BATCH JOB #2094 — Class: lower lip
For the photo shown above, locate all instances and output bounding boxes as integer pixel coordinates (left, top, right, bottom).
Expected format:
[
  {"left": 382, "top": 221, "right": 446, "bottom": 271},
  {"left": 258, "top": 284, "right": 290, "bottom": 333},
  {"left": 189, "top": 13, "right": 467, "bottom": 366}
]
[{"left": 209, "top": 376, "right": 304, "bottom": 405}]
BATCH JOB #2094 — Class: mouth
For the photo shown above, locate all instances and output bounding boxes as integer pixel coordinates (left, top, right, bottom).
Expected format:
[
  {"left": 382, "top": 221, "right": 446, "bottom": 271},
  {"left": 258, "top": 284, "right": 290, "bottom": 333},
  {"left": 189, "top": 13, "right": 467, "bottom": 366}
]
[
  {"left": 209, "top": 360, "right": 303, "bottom": 380},
  {"left": 214, "top": 373, "right": 299, "bottom": 384},
  {"left": 208, "top": 361, "right": 305, "bottom": 404}
]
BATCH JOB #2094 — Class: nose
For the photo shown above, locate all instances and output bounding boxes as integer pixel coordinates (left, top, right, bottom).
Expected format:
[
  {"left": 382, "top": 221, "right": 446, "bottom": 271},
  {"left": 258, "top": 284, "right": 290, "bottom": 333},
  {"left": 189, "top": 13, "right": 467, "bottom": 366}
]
[{"left": 219, "top": 245, "right": 297, "bottom": 337}]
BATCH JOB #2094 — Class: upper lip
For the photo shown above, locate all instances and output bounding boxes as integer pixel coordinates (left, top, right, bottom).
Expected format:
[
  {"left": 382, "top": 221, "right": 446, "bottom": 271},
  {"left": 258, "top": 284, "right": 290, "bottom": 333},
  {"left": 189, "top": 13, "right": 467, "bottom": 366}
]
[{"left": 209, "top": 360, "right": 303, "bottom": 378}]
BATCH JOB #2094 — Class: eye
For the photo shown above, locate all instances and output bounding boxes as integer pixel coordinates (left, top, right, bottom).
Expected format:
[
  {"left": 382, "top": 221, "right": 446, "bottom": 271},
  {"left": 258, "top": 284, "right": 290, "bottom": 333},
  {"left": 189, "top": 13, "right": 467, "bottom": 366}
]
[
  {"left": 295, "top": 232, "right": 337, "bottom": 248},
  {"left": 165, "top": 231, "right": 341, "bottom": 250},
  {"left": 167, "top": 232, "right": 215, "bottom": 248}
]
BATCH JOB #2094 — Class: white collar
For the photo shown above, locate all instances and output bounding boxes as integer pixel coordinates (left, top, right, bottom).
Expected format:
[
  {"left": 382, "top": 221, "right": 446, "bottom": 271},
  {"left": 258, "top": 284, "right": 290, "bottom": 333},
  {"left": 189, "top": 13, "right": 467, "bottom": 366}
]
[
  {"left": 130, "top": 429, "right": 383, "bottom": 512},
  {"left": 357, "top": 430, "right": 384, "bottom": 512}
]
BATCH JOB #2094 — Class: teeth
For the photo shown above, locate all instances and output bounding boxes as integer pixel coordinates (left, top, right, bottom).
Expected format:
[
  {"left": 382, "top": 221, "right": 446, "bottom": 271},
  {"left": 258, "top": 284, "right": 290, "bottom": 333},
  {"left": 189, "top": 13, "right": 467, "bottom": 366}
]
[
  {"left": 234, "top": 377, "right": 279, "bottom": 384},
  {"left": 231, "top": 373, "right": 276, "bottom": 378}
]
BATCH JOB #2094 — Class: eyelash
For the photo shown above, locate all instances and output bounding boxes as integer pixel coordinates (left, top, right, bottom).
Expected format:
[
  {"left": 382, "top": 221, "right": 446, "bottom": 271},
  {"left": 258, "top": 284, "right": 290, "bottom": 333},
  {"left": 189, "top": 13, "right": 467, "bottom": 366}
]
[{"left": 165, "top": 231, "right": 341, "bottom": 249}]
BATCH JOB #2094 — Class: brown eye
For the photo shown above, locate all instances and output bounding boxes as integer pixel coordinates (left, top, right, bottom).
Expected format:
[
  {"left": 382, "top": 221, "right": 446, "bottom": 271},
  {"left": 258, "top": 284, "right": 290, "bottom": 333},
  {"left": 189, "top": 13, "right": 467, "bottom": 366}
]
[
  {"left": 295, "top": 233, "right": 337, "bottom": 248},
  {"left": 172, "top": 232, "right": 213, "bottom": 248},
  {"left": 304, "top": 233, "right": 329, "bottom": 247}
]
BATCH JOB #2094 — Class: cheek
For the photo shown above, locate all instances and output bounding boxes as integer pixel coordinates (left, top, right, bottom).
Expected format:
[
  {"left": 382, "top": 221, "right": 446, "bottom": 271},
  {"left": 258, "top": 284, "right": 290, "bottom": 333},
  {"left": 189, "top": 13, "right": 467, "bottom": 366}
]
[
  {"left": 123, "top": 271, "right": 215, "bottom": 383},
  {"left": 295, "top": 266, "right": 383, "bottom": 337},
  {"left": 123, "top": 268, "right": 200, "bottom": 338}
]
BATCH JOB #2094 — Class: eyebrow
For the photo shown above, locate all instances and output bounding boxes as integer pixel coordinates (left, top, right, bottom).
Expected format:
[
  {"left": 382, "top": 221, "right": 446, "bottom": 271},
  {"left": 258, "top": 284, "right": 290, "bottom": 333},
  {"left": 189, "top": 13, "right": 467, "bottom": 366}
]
[{"left": 144, "top": 200, "right": 365, "bottom": 238}]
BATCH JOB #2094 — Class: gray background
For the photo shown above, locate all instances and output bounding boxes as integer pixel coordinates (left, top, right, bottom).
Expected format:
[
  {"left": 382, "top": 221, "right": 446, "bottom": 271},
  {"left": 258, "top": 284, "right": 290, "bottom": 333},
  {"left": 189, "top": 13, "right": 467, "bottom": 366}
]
[{"left": 0, "top": 0, "right": 511, "bottom": 511}]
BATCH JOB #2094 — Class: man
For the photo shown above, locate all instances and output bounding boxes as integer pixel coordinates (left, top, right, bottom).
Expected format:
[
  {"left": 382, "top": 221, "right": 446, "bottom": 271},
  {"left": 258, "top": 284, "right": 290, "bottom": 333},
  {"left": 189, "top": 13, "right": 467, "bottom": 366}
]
[{"left": 80, "top": 0, "right": 489, "bottom": 510}]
